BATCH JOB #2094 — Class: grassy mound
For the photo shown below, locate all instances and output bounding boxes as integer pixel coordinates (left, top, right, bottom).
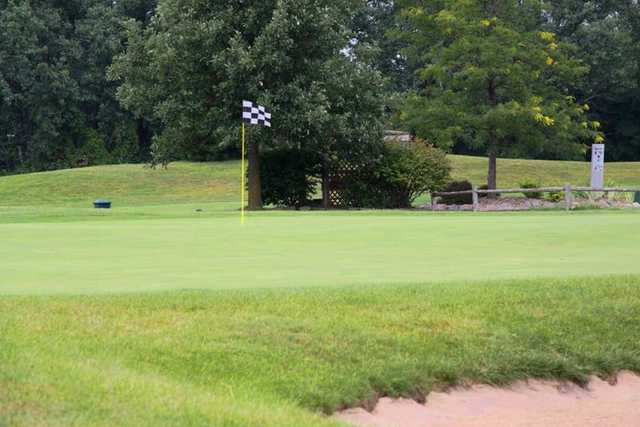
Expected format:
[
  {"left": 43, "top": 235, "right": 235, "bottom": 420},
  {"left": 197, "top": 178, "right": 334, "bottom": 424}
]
[
  {"left": 1, "top": 156, "right": 639, "bottom": 208},
  {"left": 449, "top": 155, "right": 640, "bottom": 189},
  {"left": 2, "top": 276, "right": 640, "bottom": 426},
  {"left": 0, "top": 162, "right": 239, "bottom": 207}
]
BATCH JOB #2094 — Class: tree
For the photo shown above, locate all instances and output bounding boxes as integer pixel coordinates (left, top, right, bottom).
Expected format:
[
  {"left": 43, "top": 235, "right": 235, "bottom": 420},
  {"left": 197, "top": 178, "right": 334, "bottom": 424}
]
[
  {"left": 0, "top": 0, "right": 82, "bottom": 172},
  {"left": 542, "top": 0, "right": 640, "bottom": 161},
  {"left": 0, "top": 0, "right": 152, "bottom": 174},
  {"left": 110, "top": 0, "right": 385, "bottom": 209},
  {"left": 351, "top": 1, "right": 419, "bottom": 92},
  {"left": 395, "top": 0, "right": 603, "bottom": 189}
]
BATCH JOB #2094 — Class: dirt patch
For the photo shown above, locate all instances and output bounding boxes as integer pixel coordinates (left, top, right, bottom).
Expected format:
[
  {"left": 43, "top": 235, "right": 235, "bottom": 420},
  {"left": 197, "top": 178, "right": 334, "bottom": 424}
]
[{"left": 336, "top": 372, "right": 640, "bottom": 427}]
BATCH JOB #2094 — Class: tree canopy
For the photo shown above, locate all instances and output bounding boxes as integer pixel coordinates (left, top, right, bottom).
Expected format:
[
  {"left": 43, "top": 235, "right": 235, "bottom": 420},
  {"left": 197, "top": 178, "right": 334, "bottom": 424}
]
[
  {"left": 0, "top": 0, "right": 155, "bottom": 174},
  {"left": 1, "top": 0, "right": 639, "bottom": 184},
  {"left": 109, "top": 0, "right": 386, "bottom": 207},
  {"left": 394, "top": 0, "right": 605, "bottom": 188}
]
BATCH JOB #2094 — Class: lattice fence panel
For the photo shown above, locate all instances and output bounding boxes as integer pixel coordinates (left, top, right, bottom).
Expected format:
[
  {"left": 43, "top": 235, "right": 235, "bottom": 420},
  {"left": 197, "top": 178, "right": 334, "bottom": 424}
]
[{"left": 328, "top": 159, "right": 360, "bottom": 208}]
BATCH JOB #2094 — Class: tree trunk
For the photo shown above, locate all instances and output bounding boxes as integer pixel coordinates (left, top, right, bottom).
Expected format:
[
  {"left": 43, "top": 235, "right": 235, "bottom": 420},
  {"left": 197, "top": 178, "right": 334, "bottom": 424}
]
[
  {"left": 322, "top": 155, "right": 330, "bottom": 209},
  {"left": 487, "top": 147, "right": 497, "bottom": 192},
  {"left": 137, "top": 119, "right": 152, "bottom": 161},
  {"left": 486, "top": 77, "right": 498, "bottom": 196},
  {"left": 247, "top": 139, "right": 263, "bottom": 210}
]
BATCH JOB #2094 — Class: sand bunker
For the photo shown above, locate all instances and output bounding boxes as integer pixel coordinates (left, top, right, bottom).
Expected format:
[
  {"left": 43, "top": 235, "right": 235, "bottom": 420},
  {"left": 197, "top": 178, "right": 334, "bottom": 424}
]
[{"left": 337, "top": 372, "right": 640, "bottom": 427}]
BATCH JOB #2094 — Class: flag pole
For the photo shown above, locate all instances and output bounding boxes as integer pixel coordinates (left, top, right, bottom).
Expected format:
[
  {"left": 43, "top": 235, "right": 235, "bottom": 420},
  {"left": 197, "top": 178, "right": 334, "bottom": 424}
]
[{"left": 241, "top": 122, "right": 246, "bottom": 225}]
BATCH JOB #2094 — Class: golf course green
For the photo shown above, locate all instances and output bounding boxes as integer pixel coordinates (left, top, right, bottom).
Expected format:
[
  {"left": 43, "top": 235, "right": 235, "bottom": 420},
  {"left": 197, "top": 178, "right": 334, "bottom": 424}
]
[
  {"left": 1, "top": 158, "right": 640, "bottom": 426},
  {"left": 2, "top": 207, "right": 640, "bottom": 295}
]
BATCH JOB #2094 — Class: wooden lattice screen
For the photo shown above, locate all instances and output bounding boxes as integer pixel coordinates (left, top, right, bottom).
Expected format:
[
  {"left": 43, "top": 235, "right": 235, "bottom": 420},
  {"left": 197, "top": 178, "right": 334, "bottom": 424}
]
[{"left": 327, "top": 158, "right": 360, "bottom": 208}]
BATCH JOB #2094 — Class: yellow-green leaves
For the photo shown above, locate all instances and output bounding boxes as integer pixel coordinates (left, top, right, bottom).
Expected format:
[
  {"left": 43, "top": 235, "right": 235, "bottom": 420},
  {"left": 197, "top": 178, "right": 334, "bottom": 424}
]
[
  {"left": 480, "top": 17, "right": 497, "bottom": 28},
  {"left": 539, "top": 31, "right": 556, "bottom": 42},
  {"left": 533, "top": 109, "right": 556, "bottom": 127}
]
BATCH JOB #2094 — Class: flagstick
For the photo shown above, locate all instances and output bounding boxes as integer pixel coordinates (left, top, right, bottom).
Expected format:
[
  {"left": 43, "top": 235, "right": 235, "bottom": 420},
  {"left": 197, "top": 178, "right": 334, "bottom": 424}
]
[{"left": 241, "top": 122, "right": 246, "bottom": 225}]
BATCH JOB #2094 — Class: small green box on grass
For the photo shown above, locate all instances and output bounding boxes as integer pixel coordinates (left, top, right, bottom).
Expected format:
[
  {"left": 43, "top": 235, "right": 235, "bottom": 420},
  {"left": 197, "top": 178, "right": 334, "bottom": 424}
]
[{"left": 94, "top": 199, "right": 112, "bottom": 209}]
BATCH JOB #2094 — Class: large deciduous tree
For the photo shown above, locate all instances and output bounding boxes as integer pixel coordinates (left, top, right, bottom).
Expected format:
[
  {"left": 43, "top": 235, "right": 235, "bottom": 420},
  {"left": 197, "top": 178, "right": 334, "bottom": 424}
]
[
  {"left": 109, "top": 0, "right": 385, "bottom": 209},
  {"left": 395, "top": 0, "right": 603, "bottom": 189}
]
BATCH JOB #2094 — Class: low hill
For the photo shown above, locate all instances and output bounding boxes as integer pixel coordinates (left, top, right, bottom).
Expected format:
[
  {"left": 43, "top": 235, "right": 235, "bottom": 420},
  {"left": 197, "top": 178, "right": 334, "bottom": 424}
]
[
  {"left": 0, "top": 156, "right": 638, "bottom": 207},
  {"left": 450, "top": 155, "right": 640, "bottom": 189},
  {"left": 0, "top": 162, "right": 239, "bottom": 207}
]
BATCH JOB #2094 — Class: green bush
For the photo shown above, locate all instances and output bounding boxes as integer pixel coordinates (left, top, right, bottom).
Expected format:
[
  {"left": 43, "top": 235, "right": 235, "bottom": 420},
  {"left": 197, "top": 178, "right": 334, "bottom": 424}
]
[
  {"left": 76, "top": 129, "right": 112, "bottom": 167},
  {"left": 260, "top": 148, "right": 321, "bottom": 208},
  {"left": 342, "top": 140, "right": 451, "bottom": 208},
  {"left": 520, "top": 179, "right": 543, "bottom": 199},
  {"left": 573, "top": 191, "right": 590, "bottom": 200},
  {"left": 547, "top": 191, "right": 563, "bottom": 202},
  {"left": 440, "top": 180, "right": 473, "bottom": 205}
]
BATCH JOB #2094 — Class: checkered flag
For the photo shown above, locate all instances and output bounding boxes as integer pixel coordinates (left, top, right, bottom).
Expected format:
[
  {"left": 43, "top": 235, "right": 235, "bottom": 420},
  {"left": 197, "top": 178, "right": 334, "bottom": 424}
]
[{"left": 242, "top": 100, "right": 271, "bottom": 127}]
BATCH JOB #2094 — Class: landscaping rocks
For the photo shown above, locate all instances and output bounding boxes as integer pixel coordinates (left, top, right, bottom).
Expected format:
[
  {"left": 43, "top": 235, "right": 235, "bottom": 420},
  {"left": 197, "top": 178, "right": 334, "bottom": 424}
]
[{"left": 425, "top": 197, "right": 639, "bottom": 212}]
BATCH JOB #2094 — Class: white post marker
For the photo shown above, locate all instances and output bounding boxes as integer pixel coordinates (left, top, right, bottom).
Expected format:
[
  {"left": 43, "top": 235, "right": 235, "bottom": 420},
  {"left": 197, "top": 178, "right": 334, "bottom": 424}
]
[{"left": 591, "top": 144, "right": 605, "bottom": 189}]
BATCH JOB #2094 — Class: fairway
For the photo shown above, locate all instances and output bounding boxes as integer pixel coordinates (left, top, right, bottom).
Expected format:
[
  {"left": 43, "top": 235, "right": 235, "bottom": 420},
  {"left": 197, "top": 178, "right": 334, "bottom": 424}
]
[{"left": 2, "top": 208, "right": 640, "bottom": 294}]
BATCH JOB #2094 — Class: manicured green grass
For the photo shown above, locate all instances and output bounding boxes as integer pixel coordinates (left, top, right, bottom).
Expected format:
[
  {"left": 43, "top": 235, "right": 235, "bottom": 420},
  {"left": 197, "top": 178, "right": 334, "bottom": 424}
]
[
  {"left": 2, "top": 277, "right": 640, "bottom": 426},
  {"left": 2, "top": 209, "right": 640, "bottom": 294},
  {"left": 1, "top": 160, "right": 640, "bottom": 426}
]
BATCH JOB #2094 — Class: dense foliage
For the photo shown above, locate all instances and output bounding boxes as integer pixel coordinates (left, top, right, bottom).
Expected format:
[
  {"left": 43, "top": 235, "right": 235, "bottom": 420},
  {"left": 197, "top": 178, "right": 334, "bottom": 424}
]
[
  {"left": 393, "top": 0, "right": 605, "bottom": 189},
  {"left": 1, "top": 0, "right": 639, "bottom": 193},
  {"left": 520, "top": 179, "right": 543, "bottom": 199},
  {"left": 260, "top": 148, "right": 321, "bottom": 208},
  {"left": 0, "top": 0, "right": 156, "bottom": 174},
  {"left": 343, "top": 140, "right": 450, "bottom": 208},
  {"left": 542, "top": 1, "right": 640, "bottom": 162},
  {"left": 109, "top": 0, "right": 385, "bottom": 208},
  {"left": 439, "top": 181, "right": 473, "bottom": 205},
  {"left": 387, "top": 0, "right": 640, "bottom": 166}
]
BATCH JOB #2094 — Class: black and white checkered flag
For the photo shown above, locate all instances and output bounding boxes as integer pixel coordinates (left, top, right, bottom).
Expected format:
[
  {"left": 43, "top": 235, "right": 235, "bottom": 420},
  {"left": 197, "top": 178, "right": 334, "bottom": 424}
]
[{"left": 242, "top": 100, "right": 271, "bottom": 127}]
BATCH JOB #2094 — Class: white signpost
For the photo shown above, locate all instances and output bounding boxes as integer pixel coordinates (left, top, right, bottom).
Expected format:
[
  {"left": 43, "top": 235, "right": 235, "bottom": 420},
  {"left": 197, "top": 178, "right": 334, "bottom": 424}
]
[{"left": 591, "top": 144, "right": 605, "bottom": 189}]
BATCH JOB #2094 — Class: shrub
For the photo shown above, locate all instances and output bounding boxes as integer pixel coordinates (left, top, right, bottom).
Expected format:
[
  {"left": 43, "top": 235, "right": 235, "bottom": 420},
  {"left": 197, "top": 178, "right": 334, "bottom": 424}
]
[
  {"left": 342, "top": 140, "right": 451, "bottom": 208},
  {"left": 547, "top": 191, "right": 563, "bottom": 202},
  {"left": 573, "top": 191, "right": 590, "bottom": 200},
  {"left": 75, "top": 129, "right": 112, "bottom": 167},
  {"left": 260, "top": 148, "right": 321, "bottom": 208},
  {"left": 439, "top": 180, "right": 473, "bottom": 205},
  {"left": 520, "top": 179, "right": 543, "bottom": 199}
]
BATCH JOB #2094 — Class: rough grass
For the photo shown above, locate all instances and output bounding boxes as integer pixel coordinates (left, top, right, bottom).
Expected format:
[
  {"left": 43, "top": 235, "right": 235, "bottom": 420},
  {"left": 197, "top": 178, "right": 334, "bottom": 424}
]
[
  {"left": 1, "top": 156, "right": 639, "bottom": 208},
  {"left": 448, "top": 155, "right": 640, "bottom": 188},
  {"left": 2, "top": 277, "right": 640, "bottom": 426},
  {"left": 0, "top": 162, "right": 239, "bottom": 207}
]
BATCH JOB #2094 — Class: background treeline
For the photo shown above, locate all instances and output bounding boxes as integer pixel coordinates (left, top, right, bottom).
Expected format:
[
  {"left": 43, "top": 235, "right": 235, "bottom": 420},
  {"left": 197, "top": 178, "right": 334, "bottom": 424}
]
[
  {"left": 0, "top": 0, "right": 156, "bottom": 174},
  {"left": 1, "top": 0, "right": 639, "bottom": 176}
]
